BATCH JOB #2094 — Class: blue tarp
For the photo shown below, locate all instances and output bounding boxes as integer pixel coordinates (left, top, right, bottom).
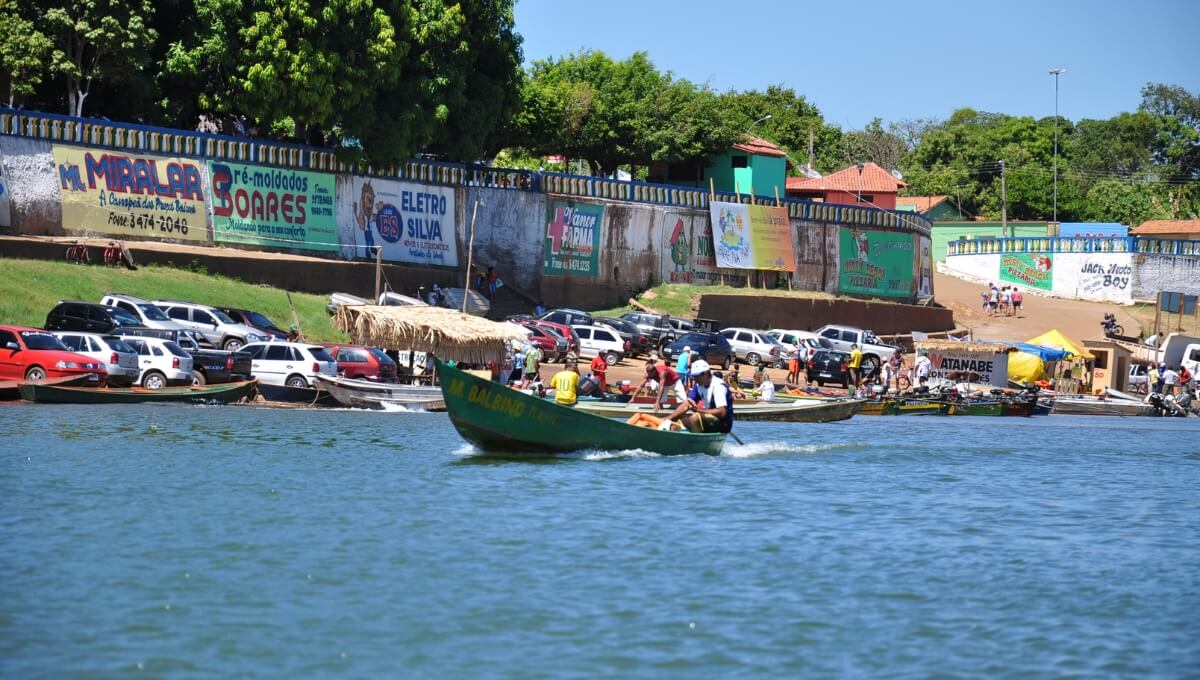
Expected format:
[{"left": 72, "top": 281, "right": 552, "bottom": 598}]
[{"left": 1009, "top": 342, "right": 1070, "bottom": 362}]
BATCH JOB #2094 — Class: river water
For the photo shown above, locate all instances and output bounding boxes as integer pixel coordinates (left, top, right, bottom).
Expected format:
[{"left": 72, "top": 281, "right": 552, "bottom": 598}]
[{"left": 1, "top": 403, "right": 1197, "bottom": 678}]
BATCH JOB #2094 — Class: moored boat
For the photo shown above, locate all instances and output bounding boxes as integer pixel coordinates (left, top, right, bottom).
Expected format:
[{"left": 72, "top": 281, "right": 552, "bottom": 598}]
[
  {"left": 257, "top": 382, "right": 340, "bottom": 407},
  {"left": 436, "top": 359, "right": 725, "bottom": 455},
  {"left": 314, "top": 374, "right": 445, "bottom": 410},
  {"left": 858, "top": 398, "right": 943, "bottom": 416},
  {"left": 1, "top": 374, "right": 96, "bottom": 401},
  {"left": 1051, "top": 397, "right": 1159, "bottom": 417},
  {"left": 939, "top": 401, "right": 1004, "bottom": 416},
  {"left": 18, "top": 380, "right": 257, "bottom": 405}
]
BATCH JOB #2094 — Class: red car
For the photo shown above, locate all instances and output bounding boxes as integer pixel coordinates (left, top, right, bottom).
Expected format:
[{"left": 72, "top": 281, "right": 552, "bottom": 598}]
[
  {"left": 521, "top": 319, "right": 580, "bottom": 359},
  {"left": 322, "top": 344, "right": 398, "bottom": 381},
  {"left": 0, "top": 325, "right": 108, "bottom": 384},
  {"left": 516, "top": 321, "right": 570, "bottom": 362}
]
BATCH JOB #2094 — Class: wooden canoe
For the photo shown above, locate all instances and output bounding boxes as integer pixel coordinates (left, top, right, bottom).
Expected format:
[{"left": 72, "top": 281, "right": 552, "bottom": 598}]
[
  {"left": 315, "top": 375, "right": 445, "bottom": 411},
  {"left": 571, "top": 398, "right": 864, "bottom": 423},
  {"left": 436, "top": 359, "right": 726, "bottom": 455},
  {"left": 940, "top": 401, "right": 1004, "bottom": 416},
  {"left": 857, "top": 398, "right": 944, "bottom": 416},
  {"left": 19, "top": 380, "right": 257, "bottom": 405},
  {"left": 0, "top": 374, "right": 96, "bottom": 401}
]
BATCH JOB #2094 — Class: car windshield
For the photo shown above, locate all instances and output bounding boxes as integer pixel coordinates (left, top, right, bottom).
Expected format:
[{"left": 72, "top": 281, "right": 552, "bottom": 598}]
[
  {"left": 676, "top": 333, "right": 709, "bottom": 346},
  {"left": 138, "top": 304, "right": 170, "bottom": 321},
  {"left": 110, "top": 307, "right": 141, "bottom": 325},
  {"left": 105, "top": 337, "right": 137, "bottom": 353},
  {"left": 368, "top": 348, "right": 395, "bottom": 364},
  {"left": 762, "top": 334, "right": 784, "bottom": 346},
  {"left": 308, "top": 347, "right": 336, "bottom": 362},
  {"left": 19, "top": 331, "right": 68, "bottom": 350},
  {"left": 164, "top": 341, "right": 190, "bottom": 358},
  {"left": 244, "top": 311, "right": 277, "bottom": 328},
  {"left": 211, "top": 309, "right": 236, "bottom": 324}
]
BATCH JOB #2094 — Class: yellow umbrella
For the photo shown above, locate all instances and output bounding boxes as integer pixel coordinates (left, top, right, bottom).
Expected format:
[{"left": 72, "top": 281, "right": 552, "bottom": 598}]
[
  {"left": 1026, "top": 329, "right": 1095, "bottom": 360},
  {"left": 1007, "top": 351, "right": 1046, "bottom": 382}
]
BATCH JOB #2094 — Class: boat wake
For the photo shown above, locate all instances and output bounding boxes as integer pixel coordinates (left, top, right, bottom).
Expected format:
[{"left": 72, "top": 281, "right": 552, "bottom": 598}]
[{"left": 722, "top": 441, "right": 865, "bottom": 458}]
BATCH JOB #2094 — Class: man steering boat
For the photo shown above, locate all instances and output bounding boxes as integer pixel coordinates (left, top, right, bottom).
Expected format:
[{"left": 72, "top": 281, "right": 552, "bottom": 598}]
[{"left": 663, "top": 360, "right": 734, "bottom": 434}]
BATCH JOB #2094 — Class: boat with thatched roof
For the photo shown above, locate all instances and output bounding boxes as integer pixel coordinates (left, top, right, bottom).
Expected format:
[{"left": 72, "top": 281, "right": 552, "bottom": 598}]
[{"left": 332, "top": 304, "right": 529, "bottom": 365}]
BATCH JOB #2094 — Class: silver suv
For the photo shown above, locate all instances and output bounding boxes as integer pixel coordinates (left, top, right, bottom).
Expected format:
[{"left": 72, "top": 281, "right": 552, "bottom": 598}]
[
  {"left": 101, "top": 293, "right": 205, "bottom": 344},
  {"left": 719, "top": 327, "right": 783, "bottom": 367},
  {"left": 153, "top": 299, "right": 269, "bottom": 350}
]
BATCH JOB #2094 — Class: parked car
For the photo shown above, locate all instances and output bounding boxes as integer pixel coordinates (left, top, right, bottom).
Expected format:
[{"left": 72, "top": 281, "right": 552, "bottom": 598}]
[
  {"left": 619, "top": 312, "right": 677, "bottom": 349},
  {"left": 522, "top": 319, "right": 580, "bottom": 360},
  {"left": 814, "top": 325, "right": 899, "bottom": 379},
  {"left": 117, "top": 336, "right": 194, "bottom": 388},
  {"left": 153, "top": 299, "right": 271, "bottom": 350},
  {"left": 101, "top": 293, "right": 205, "bottom": 344},
  {"left": 322, "top": 343, "right": 398, "bottom": 381},
  {"left": 806, "top": 349, "right": 852, "bottom": 389},
  {"left": 719, "top": 327, "right": 783, "bottom": 367},
  {"left": 594, "top": 316, "right": 651, "bottom": 356},
  {"left": 660, "top": 332, "right": 735, "bottom": 370},
  {"left": 45, "top": 300, "right": 145, "bottom": 335},
  {"left": 539, "top": 308, "right": 594, "bottom": 328},
  {"left": 115, "top": 328, "right": 252, "bottom": 385},
  {"left": 51, "top": 331, "right": 141, "bottom": 386},
  {"left": 0, "top": 325, "right": 107, "bottom": 384},
  {"left": 571, "top": 324, "right": 626, "bottom": 366},
  {"left": 217, "top": 307, "right": 289, "bottom": 341},
  {"left": 239, "top": 342, "right": 338, "bottom": 387},
  {"left": 516, "top": 321, "right": 569, "bottom": 362},
  {"left": 1128, "top": 363, "right": 1149, "bottom": 394},
  {"left": 669, "top": 317, "right": 694, "bottom": 335},
  {"left": 766, "top": 329, "right": 833, "bottom": 363}
]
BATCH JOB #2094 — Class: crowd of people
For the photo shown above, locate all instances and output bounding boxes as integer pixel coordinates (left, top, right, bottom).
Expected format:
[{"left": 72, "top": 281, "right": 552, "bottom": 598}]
[{"left": 980, "top": 283, "right": 1024, "bottom": 317}]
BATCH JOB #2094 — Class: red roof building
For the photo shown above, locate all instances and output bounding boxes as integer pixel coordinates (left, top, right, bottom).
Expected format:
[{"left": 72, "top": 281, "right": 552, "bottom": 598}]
[
  {"left": 1131, "top": 219, "right": 1200, "bottom": 240},
  {"left": 785, "top": 162, "right": 908, "bottom": 210}
]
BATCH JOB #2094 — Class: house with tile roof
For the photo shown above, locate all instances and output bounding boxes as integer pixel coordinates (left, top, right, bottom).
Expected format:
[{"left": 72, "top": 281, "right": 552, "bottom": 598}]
[
  {"left": 1131, "top": 219, "right": 1200, "bottom": 240},
  {"left": 648, "top": 135, "right": 788, "bottom": 199},
  {"left": 785, "top": 162, "right": 907, "bottom": 210},
  {"left": 895, "top": 194, "right": 967, "bottom": 221}
]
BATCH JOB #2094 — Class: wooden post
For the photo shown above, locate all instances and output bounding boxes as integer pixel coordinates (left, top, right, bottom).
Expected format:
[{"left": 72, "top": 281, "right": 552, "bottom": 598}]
[
  {"left": 374, "top": 243, "right": 383, "bottom": 301},
  {"left": 774, "top": 186, "right": 781, "bottom": 206},
  {"left": 462, "top": 199, "right": 480, "bottom": 313},
  {"left": 711, "top": 178, "right": 724, "bottom": 286},
  {"left": 286, "top": 292, "right": 302, "bottom": 337}
]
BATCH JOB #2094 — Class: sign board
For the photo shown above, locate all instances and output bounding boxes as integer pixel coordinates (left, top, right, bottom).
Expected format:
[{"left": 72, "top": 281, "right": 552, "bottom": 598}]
[
  {"left": 926, "top": 348, "right": 1010, "bottom": 387},
  {"left": 838, "top": 227, "right": 915, "bottom": 297},
  {"left": 544, "top": 200, "right": 602, "bottom": 276},
  {"left": 209, "top": 161, "right": 337, "bottom": 252},
  {"left": 336, "top": 176, "right": 457, "bottom": 265},
  {"left": 53, "top": 144, "right": 207, "bottom": 240},
  {"left": 708, "top": 202, "right": 795, "bottom": 271},
  {"left": 1000, "top": 252, "right": 1053, "bottom": 290}
]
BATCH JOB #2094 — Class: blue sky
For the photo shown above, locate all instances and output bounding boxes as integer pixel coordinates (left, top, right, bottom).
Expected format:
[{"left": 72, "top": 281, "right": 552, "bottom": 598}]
[{"left": 514, "top": 0, "right": 1200, "bottom": 130}]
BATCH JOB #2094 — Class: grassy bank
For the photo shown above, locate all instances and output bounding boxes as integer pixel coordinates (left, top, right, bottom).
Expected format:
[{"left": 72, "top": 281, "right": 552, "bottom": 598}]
[
  {"left": 0, "top": 257, "right": 348, "bottom": 342},
  {"left": 591, "top": 283, "right": 836, "bottom": 318}
]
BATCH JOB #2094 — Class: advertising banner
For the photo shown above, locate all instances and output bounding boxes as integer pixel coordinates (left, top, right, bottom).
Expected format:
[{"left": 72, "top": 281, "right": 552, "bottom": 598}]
[
  {"left": 544, "top": 200, "right": 602, "bottom": 276},
  {"left": 999, "top": 252, "right": 1053, "bottom": 290},
  {"left": 53, "top": 144, "right": 206, "bottom": 240},
  {"left": 926, "top": 348, "right": 1010, "bottom": 387},
  {"left": 661, "top": 213, "right": 742, "bottom": 286},
  {"left": 336, "top": 176, "right": 457, "bottom": 265},
  {"left": 838, "top": 227, "right": 915, "bottom": 297},
  {"left": 708, "top": 201, "right": 796, "bottom": 271},
  {"left": 209, "top": 161, "right": 337, "bottom": 252}
]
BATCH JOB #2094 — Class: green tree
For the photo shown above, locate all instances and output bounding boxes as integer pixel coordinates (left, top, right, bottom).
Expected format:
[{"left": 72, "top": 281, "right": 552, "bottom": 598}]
[
  {"left": 718, "top": 85, "right": 843, "bottom": 173},
  {"left": 41, "top": 0, "right": 158, "bottom": 117},
  {"left": 840, "top": 117, "right": 907, "bottom": 171},
  {"left": 0, "top": 2, "right": 53, "bottom": 108},
  {"left": 1139, "top": 82, "right": 1200, "bottom": 178}
]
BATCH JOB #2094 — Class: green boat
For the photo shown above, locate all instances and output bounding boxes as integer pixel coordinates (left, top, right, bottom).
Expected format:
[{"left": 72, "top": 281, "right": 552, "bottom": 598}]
[
  {"left": 940, "top": 401, "right": 1003, "bottom": 416},
  {"left": 858, "top": 398, "right": 944, "bottom": 416},
  {"left": 19, "top": 380, "right": 257, "bottom": 405},
  {"left": 435, "top": 360, "right": 726, "bottom": 456}
]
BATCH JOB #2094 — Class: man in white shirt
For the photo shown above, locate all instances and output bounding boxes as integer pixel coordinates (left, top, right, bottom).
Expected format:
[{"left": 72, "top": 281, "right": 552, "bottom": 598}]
[
  {"left": 1162, "top": 366, "right": 1180, "bottom": 395},
  {"left": 665, "top": 360, "right": 734, "bottom": 433},
  {"left": 914, "top": 351, "right": 932, "bottom": 386}
]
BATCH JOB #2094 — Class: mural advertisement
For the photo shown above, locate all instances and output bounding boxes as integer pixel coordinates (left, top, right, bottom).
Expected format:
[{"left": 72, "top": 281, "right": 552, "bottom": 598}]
[
  {"left": 925, "top": 348, "right": 1010, "bottom": 387},
  {"left": 0, "top": 156, "right": 10, "bottom": 228},
  {"left": 999, "top": 252, "right": 1053, "bottom": 290},
  {"left": 1071, "top": 254, "right": 1133, "bottom": 303},
  {"left": 336, "top": 177, "right": 457, "bottom": 265},
  {"left": 917, "top": 235, "right": 933, "bottom": 298},
  {"left": 708, "top": 201, "right": 796, "bottom": 271},
  {"left": 53, "top": 144, "right": 207, "bottom": 240},
  {"left": 544, "top": 200, "right": 602, "bottom": 276},
  {"left": 209, "top": 162, "right": 337, "bottom": 252},
  {"left": 837, "top": 227, "right": 915, "bottom": 297}
]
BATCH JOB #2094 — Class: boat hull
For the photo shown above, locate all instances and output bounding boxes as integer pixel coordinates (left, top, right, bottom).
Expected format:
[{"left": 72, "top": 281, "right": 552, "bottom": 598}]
[
  {"left": 1051, "top": 398, "right": 1158, "bottom": 417},
  {"left": 572, "top": 398, "right": 863, "bottom": 423},
  {"left": 315, "top": 375, "right": 445, "bottom": 411},
  {"left": 941, "top": 401, "right": 1004, "bottom": 416},
  {"left": 257, "top": 383, "right": 340, "bottom": 407},
  {"left": 1, "top": 374, "right": 96, "bottom": 401},
  {"left": 858, "top": 399, "right": 943, "bottom": 416},
  {"left": 436, "top": 360, "right": 725, "bottom": 455},
  {"left": 18, "top": 380, "right": 257, "bottom": 405}
]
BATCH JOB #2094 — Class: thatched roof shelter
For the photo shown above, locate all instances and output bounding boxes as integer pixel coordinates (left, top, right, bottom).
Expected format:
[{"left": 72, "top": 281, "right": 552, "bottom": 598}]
[
  {"left": 332, "top": 304, "right": 529, "bottom": 364},
  {"left": 916, "top": 339, "right": 1018, "bottom": 354}
]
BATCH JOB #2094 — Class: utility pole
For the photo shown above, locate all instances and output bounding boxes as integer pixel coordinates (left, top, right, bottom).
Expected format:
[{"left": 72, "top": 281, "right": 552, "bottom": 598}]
[
  {"left": 1000, "top": 160, "right": 1008, "bottom": 238},
  {"left": 1049, "top": 68, "right": 1066, "bottom": 226},
  {"left": 807, "top": 128, "right": 815, "bottom": 174}
]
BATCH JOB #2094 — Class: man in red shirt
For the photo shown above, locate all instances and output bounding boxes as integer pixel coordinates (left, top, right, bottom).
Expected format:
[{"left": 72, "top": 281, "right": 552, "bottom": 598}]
[
  {"left": 631, "top": 360, "right": 685, "bottom": 410},
  {"left": 590, "top": 354, "right": 608, "bottom": 392}
]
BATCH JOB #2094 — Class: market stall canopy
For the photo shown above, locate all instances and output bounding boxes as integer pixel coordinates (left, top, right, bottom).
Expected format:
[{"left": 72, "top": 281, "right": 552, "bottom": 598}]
[
  {"left": 332, "top": 304, "right": 529, "bottom": 364},
  {"left": 1008, "top": 342, "right": 1071, "bottom": 362},
  {"left": 1025, "top": 330, "right": 1095, "bottom": 360},
  {"left": 1007, "top": 351, "right": 1046, "bottom": 383}
]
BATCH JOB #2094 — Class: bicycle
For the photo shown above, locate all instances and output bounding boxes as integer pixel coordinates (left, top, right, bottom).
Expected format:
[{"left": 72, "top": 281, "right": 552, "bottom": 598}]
[
  {"left": 65, "top": 240, "right": 89, "bottom": 265},
  {"left": 103, "top": 241, "right": 126, "bottom": 267}
]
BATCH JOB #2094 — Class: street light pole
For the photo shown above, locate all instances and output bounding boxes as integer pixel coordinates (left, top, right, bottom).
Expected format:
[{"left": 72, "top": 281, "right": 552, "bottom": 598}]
[
  {"left": 746, "top": 114, "right": 772, "bottom": 135},
  {"left": 1049, "top": 68, "right": 1066, "bottom": 225}
]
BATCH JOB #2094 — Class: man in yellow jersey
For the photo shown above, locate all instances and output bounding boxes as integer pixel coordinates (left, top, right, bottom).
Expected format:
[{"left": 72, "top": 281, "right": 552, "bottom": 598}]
[
  {"left": 551, "top": 361, "right": 581, "bottom": 406},
  {"left": 847, "top": 343, "right": 863, "bottom": 389}
]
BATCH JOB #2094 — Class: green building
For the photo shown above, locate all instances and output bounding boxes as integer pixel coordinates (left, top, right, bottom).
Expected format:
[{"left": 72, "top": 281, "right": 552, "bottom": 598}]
[
  {"left": 896, "top": 195, "right": 967, "bottom": 222},
  {"left": 650, "top": 135, "right": 788, "bottom": 198},
  {"left": 931, "top": 222, "right": 1052, "bottom": 261}
]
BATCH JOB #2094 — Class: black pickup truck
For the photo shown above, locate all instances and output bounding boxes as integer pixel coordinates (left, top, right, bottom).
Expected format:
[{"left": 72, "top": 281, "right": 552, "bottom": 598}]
[{"left": 115, "top": 328, "right": 252, "bottom": 384}]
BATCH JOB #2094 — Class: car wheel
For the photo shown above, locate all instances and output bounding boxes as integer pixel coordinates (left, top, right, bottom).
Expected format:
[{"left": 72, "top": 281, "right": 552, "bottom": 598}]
[
  {"left": 286, "top": 375, "right": 309, "bottom": 388},
  {"left": 223, "top": 337, "right": 244, "bottom": 351},
  {"left": 142, "top": 370, "right": 167, "bottom": 389},
  {"left": 192, "top": 370, "right": 207, "bottom": 386},
  {"left": 746, "top": 352, "right": 761, "bottom": 366},
  {"left": 604, "top": 351, "right": 620, "bottom": 366},
  {"left": 24, "top": 366, "right": 47, "bottom": 382},
  {"left": 721, "top": 356, "right": 732, "bottom": 370}
]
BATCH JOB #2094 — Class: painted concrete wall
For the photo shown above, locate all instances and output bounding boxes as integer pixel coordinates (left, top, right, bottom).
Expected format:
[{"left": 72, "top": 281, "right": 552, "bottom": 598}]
[
  {"left": 462, "top": 187, "right": 545, "bottom": 293},
  {"left": 1132, "top": 254, "right": 1200, "bottom": 299},
  {"left": 0, "top": 137, "right": 62, "bottom": 235},
  {"left": 931, "top": 222, "right": 1051, "bottom": 262}
]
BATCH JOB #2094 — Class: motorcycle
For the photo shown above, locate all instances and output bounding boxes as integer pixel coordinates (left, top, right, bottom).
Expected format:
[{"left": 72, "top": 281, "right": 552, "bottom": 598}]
[{"left": 1100, "top": 313, "right": 1124, "bottom": 337}]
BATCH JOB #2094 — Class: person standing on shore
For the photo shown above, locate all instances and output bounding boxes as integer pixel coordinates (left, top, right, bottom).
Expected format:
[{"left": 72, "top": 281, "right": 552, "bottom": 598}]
[
  {"left": 1149, "top": 364, "right": 1162, "bottom": 394},
  {"left": 847, "top": 344, "right": 863, "bottom": 389},
  {"left": 1162, "top": 365, "right": 1180, "bottom": 396},
  {"left": 1011, "top": 288, "right": 1023, "bottom": 316},
  {"left": 675, "top": 346, "right": 692, "bottom": 375},
  {"left": 787, "top": 343, "right": 803, "bottom": 386},
  {"left": 915, "top": 350, "right": 932, "bottom": 386},
  {"left": 522, "top": 344, "right": 542, "bottom": 389},
  {"left": 590, "top": 353, "right": 608, "bottom": 393}
]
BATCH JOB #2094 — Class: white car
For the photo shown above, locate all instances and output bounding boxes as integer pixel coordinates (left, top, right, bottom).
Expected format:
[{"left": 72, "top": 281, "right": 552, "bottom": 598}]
[
  {"left": 101, "top": 293, "right": 206, "bottom": 345},
  {"left": 719, "top": 327, "right": 783, "bottom": 367},
  {"left": 118, "top": 336, "right": 194, "bottom": 388},
  {"left": 767, "top": 329, "right": 829, "bottom": 362},
  {"left": 52, "top": 331, "right": 141, "bottom": 387},
  {"left": 240, "top": 342, "right": 338, "bottom": 387},
  {"left": 571, "top": 324, "right": 626, "bottom": 366},
  {"left": 154, "top": 299, "right": 270, "bottom": 350}
]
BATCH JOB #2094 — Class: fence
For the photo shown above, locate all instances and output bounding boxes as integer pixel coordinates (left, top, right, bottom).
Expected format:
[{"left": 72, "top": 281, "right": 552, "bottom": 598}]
[
  {"left": 1, "top": 107, "right": 931, "bottom": 235},
  {"left": 947, "top": 236, "right": 1200, "bottom": 257}
]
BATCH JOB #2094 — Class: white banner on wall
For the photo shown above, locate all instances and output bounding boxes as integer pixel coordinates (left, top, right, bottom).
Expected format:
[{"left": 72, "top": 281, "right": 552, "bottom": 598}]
[
  {"left": 336, "top": 176, "right": 458, "bottom": 266},
  {"left": 926, "top": 347, "right": 1010, "bottom": 387},
  {"left": 1055, "top": 252, "right": 1134, "bottom": 304}
]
